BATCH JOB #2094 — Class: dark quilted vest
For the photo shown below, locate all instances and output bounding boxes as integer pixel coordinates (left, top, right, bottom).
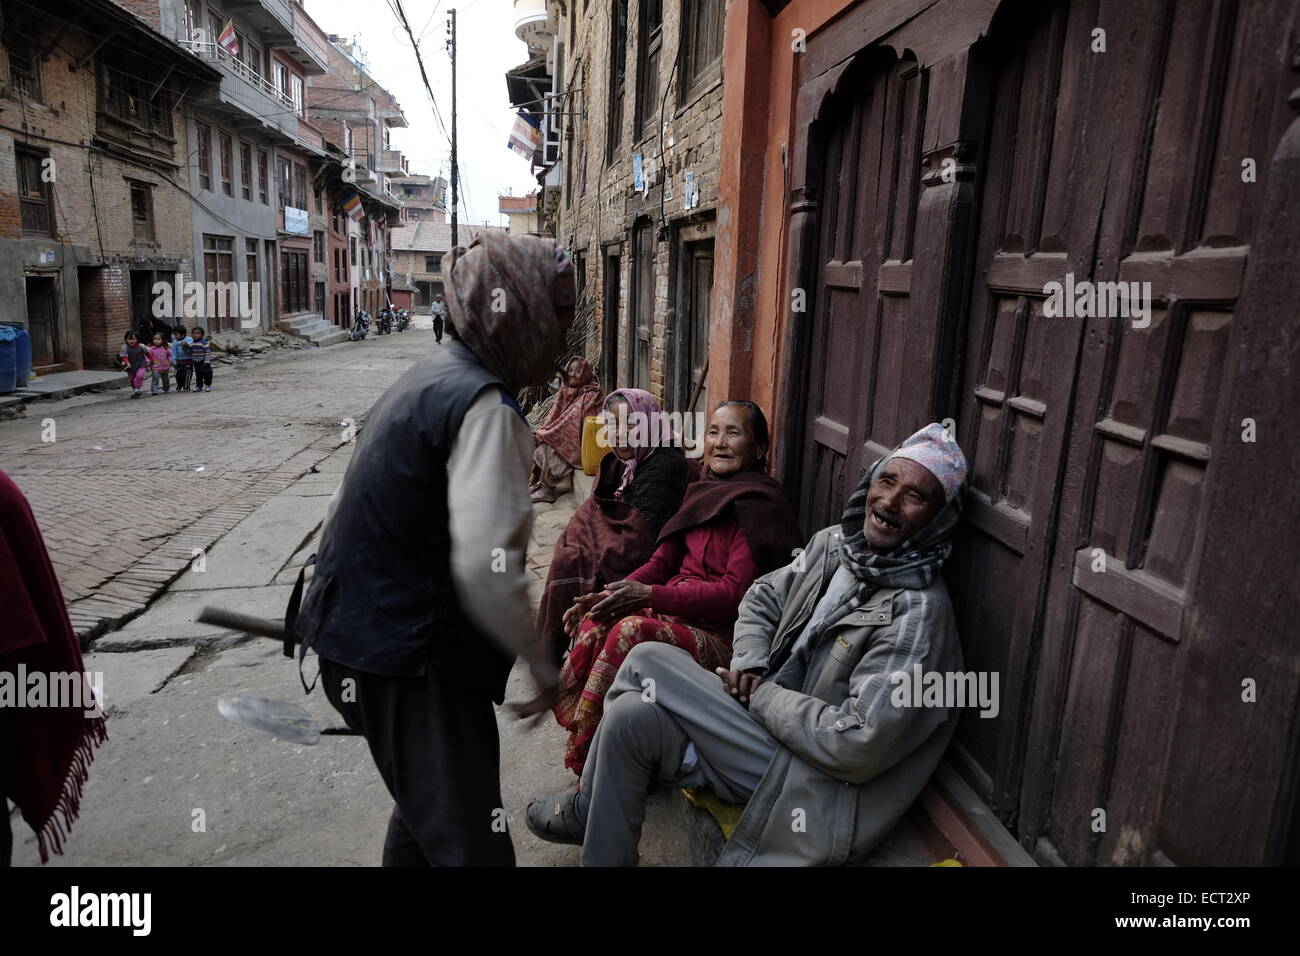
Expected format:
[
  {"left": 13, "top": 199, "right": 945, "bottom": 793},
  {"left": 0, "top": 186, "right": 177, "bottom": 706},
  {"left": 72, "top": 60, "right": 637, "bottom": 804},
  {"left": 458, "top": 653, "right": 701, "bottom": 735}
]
[{"left": 296, "top": 344, "right": 517, "bottom": 701}]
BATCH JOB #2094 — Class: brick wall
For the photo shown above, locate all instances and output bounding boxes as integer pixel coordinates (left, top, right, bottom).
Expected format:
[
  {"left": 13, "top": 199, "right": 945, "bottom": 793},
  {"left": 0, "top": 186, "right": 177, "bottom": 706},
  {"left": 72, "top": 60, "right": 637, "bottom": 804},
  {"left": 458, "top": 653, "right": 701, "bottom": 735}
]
[
  {"left": 555, "top": 0, "right": 724, "bottom": 406},
  {"left": 1, "top": 17, "right": 197, "bottom": 368}
]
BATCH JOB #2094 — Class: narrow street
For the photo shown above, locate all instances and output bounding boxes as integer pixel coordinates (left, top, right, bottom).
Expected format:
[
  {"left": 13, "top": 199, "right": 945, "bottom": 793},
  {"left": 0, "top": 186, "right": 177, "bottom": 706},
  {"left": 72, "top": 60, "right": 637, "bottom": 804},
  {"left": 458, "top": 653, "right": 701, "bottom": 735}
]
[{"left": 4, "top": 329, "right": 692, "bottom": 866}]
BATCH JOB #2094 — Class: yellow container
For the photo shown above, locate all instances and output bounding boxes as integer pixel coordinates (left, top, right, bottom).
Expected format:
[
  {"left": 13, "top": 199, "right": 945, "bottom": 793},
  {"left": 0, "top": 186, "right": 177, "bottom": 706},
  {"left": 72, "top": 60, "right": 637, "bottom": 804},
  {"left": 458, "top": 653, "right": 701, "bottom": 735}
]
[{"left": 581, "top": 415, "right": 610, "bottom": 475}]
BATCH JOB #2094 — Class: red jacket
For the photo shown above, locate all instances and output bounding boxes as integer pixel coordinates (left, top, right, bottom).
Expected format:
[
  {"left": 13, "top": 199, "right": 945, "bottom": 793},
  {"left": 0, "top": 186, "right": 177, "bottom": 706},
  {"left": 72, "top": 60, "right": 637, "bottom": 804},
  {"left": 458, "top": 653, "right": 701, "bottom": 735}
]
[{"left": 626, "top": 516, "right": 758, "bottom": 631}]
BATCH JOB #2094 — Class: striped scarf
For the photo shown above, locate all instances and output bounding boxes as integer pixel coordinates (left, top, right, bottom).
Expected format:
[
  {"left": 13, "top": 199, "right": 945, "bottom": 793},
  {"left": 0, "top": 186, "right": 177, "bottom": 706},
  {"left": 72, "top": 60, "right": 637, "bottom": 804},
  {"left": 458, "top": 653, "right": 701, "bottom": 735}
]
[{"left": 837, "top": 456, "right": 964, "bottom": 591}]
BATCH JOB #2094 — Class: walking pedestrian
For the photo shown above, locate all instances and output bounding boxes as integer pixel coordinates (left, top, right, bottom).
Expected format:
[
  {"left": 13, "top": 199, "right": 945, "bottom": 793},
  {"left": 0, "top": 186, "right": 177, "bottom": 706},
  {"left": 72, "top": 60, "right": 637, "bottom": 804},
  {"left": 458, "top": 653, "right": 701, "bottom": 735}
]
[
  {"left": 431, "top": 293, "right": 446, "bottom": 344},
  {"left": 189, "top": 327, "right": 215, "bottom": 392},
  {"left": 147, "top": 332, "right": 172, "bottom": 395},
  {"left": 171, "top": 325, "right": 193, "bottom": 394},
  {"left": 118, "top": 331, "right": 149, "bottom": 399},
  {"left": 293, "top": 232, "right": 575, "bottom": 866}
]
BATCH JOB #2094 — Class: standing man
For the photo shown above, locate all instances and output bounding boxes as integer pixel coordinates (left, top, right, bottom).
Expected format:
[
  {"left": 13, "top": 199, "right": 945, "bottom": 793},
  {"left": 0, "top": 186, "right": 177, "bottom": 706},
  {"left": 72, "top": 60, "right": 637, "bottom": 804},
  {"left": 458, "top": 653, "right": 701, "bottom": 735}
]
[
  {"left": 527, "top": 423, "right": 970, "bottom": 866},
  {"left": 431, "top": 292, "right": 447, "bottom": 344},
  {"left": 295, "top": 232, "right": 574, "bottom": 866}
]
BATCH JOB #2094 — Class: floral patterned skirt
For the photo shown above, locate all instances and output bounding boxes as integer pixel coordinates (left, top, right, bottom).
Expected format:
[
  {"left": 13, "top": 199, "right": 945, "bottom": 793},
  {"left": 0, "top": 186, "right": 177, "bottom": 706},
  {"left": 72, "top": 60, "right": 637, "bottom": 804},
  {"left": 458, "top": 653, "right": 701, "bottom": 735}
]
[{"left": 552, "top": 608, "right": 731, "bottom": 776}]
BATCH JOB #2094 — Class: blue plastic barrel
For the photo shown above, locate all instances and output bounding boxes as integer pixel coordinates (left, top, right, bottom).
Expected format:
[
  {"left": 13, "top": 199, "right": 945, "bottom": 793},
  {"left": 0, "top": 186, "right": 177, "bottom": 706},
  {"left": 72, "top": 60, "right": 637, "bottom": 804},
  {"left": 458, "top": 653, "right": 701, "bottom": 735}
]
[
  {"left": 0, "top": 325, "right": 17, "bottom": 394},
  {"left": 9, "top": 326, "right": 32, "bottom": 387}
]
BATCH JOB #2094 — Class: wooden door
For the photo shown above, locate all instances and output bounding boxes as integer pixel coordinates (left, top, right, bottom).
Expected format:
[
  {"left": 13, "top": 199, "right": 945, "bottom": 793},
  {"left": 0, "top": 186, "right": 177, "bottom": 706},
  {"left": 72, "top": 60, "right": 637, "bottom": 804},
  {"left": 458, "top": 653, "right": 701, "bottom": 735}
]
[
  {"left": 673, "top": 238, "right": 713, "bottom": 412},
  {"left": 947, "top": 0, "right": 1297, "bottom": 865},
  {"left": 795, "top": 51, "right": 928, "bottom": 535},
  {"left": 24, "top": 277, "right": 56, "bottom": 366},
  {"left": 630, "top": 218, "right": 654, "bottom": 391},
  {"left": 601, "top": 250, "right": 621, "bottom": 392}
]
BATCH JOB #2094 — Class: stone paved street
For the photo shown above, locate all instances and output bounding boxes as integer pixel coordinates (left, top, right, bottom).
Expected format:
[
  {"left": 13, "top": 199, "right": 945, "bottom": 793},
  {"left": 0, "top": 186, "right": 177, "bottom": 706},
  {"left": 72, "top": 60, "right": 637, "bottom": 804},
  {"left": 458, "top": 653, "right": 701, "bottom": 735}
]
[{"left": 0, "top": 330, "right": 431, "bottom": 641}]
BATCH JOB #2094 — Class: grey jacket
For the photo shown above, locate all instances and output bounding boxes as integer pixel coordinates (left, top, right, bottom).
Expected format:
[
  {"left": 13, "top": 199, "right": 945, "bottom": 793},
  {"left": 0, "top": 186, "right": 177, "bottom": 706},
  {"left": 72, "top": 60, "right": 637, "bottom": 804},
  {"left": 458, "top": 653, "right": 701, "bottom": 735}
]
[{"left": 716, "top": 524, "right": 962, "bottom": 866}]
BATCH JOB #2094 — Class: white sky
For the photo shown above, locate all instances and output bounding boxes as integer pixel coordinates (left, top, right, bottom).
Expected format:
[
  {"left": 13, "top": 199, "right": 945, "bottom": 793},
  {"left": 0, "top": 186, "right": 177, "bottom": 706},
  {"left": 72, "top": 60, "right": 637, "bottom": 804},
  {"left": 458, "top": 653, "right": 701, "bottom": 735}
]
[{"left": 305, "top": 0, "right": 541, "bottom": 227}]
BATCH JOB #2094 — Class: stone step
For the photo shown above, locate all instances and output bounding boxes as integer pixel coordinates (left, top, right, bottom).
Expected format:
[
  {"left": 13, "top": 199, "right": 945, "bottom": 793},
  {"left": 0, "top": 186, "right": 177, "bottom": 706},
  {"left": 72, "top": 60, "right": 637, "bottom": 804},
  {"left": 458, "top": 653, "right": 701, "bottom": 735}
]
[
  {"left": 281, "top": 314, "right": 322, "bottom": 331},
  {"left": 313, "top": 329, "right": 349, "bottom": 347}
]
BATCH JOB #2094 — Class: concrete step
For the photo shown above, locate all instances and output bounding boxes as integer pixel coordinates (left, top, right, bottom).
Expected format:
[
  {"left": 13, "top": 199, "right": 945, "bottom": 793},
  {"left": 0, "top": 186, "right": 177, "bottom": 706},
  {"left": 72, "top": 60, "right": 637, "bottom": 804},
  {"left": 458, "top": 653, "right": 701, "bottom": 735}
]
[
  {"left": 278, "top": 313, "right": 347, "bottom": 348},
  {"left": 313, "top": 329, "right": 348, "bottom": 347},
  {"left": 281, "top": 313, "right": 322, "bottom": 331}
]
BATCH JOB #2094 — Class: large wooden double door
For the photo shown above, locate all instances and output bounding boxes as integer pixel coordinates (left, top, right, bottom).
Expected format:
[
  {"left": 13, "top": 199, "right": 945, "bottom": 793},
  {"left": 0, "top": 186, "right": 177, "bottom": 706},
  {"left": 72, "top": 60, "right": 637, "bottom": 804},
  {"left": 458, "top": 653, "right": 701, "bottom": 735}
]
[{"left": 786, "top": 0, "right": 1299, "bottom": 865}]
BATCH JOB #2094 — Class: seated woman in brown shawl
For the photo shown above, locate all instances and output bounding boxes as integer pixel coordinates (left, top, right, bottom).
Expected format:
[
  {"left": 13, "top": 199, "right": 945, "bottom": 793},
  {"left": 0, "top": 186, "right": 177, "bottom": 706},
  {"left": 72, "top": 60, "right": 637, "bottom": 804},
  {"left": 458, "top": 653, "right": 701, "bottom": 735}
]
[
  {"left": 535, "top": 387, "right": 691, "bottom": 665},
  {"left": 549, "top": 400, "right": 802, "bottom": 776},
  {"left": 529, "top": 356, "right": 605, "bottom": 503}
]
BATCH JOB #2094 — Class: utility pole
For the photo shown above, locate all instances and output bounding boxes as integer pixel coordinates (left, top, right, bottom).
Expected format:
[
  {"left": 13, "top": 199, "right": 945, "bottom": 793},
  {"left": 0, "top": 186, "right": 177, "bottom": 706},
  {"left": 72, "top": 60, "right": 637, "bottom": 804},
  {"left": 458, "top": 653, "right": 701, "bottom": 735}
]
[{"left": 447, "top": 8, "right": 459, "bottom": 248}]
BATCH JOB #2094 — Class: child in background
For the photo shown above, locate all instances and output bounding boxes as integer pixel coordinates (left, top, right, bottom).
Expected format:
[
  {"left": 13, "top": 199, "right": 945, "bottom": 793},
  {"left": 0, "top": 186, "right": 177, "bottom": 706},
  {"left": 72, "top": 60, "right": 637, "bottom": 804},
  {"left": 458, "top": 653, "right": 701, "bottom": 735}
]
[
  {"left": 171, "top": 325, "right": 193, "bottom": 393},
  {"left": 118, "top": 331, "right": 150, "bottom": 399},
  {"left": 189, "top": 327, "right": 214, "bottom": 392},
  {"left": 147, "top": 332, "right": 172, "bottom": 395}
]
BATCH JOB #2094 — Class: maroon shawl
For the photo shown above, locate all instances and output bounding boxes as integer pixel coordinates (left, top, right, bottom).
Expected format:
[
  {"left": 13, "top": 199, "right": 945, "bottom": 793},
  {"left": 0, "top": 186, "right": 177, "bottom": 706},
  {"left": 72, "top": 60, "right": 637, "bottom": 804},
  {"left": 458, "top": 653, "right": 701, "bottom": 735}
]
[
  {"left": 0, "top": 469, "right": 107, "bottom": 862},
  {"left": 534, "top": 359, "right": 604, "bottom": 469},
  {"left": 657, "top": 467, "right": 803, "bottom": 577},
  {"left": 536, "top": 453, "right": 667, "bottom": 661}
]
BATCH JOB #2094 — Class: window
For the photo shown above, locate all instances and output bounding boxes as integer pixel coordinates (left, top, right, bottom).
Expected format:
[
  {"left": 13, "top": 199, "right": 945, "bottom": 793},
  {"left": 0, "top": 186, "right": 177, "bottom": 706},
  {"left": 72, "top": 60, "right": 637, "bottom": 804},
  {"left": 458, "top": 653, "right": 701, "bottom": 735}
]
[
  {"left": 607, "top": 0, "right": 628, "bottom": 161},
  {"left": 102, "top": 65, "right": 173, "bottom": 140},
  {"left": 333, "top": 247, "right": 341, "bottom": 282},
  {"left": 273, "top": 62, "right": 288, "bottom": 98},
  {"left": 196, "top": 122, "right": 212, "bottom": 190},
  {"left": 425, "top": 255, "right": 441, "bottom": 273},
  {"left": 15, "top": 147, "right": 52, "bottom": 237},
  {"left": 277, "top": 157, "right": 291, "bottom": 208},
  {"left": 682, "top": 0, "right": 724, "bottom": 101},
  {"left": 240, "top": 143, "right": 252, "bottom": 200},
  {"left": 203, "top": 235, "right": 235, "bottom": 330},
  {"left": 349, "top": 237, "right": 357, "bottom": 267},
  {"left": 314, "top": 186, "right": 323, "bottom": 215},
  {"left": 246, "top": 238, "right": 258, "bottom": 287},
  {"left": 8, "top": 36, "right": 41, "bottom": 101},
  {"left": 294, "top": 163, "right": 307, "bottom": 210},
  {"left": 219, "top": 133, "right": 233, "bottom": 195},
  {"left": 184, "top": 0, "right": 201, "bottom": 44},
  {"left": 634, "top": 0, "right": 662, "bottom": 143},
  {"left": 208, "top": 13, "right": 223, "bottom": 48},
  {"left": 246, "top": 43, "right": 262, "bottom": 78},
  {"left": 130, "top": 183, "right": 155, "bottom": 241},
  {"left": 257, "top": 149, "right": 268, "bottom": 204},
  {"left": 313, "top": 231, "right": 325, "bottom": 264},
  {"left": 291, "top": 75, "right": 304, "bottom": 117}
]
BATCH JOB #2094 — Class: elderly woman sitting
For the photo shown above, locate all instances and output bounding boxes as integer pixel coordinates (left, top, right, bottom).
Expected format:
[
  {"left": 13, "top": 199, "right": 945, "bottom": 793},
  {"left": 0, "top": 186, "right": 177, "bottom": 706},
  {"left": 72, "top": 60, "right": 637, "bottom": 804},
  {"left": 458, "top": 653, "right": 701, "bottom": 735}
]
[
  {"left": 529, "top": 356, "right": 604, "bottom": 503},
  {"left": 544, "top": 400, "right": 802, "bottom": 779},
  {"left": 535, "top": 388, "right": 692, "bottom": 664}
]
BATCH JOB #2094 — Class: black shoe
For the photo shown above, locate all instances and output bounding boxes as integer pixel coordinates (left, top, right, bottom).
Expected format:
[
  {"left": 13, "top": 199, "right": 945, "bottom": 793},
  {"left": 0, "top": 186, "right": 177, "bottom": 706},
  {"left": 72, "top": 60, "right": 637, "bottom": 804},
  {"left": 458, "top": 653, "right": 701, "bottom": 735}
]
[{"left": 525, "top": 791, "right": 586, "bottom": 846}]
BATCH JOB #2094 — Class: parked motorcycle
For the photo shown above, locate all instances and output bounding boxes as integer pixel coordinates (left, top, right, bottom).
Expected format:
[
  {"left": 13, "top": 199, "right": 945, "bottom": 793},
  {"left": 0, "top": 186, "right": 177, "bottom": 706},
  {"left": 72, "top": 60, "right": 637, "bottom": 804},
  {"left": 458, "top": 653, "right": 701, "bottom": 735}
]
[
  {"left": 395, "top": 310, "right": 412, "bottom": 333},
  {"left": 376, "top": 307, "right": 394, "bottom": 335},
  {"left": 348, "top": 310, "right": 371, "bottom": 341}
]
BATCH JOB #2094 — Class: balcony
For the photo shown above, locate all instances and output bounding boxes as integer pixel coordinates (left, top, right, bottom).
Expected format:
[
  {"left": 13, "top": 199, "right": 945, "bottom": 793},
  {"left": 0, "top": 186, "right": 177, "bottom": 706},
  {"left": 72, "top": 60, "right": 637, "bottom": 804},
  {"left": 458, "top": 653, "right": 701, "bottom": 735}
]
[
  {"left": 191, "top": 41, "right": 298, "bottom": 140},
  {"left": 224, "top": 0, "right": 294, "bottom": 44},
  {"left": 378, "top": 150, "right": 404, "bottom": 174},
  {"left": 289, "top": 2, "right": 331, "bottom": 75},
  {"left": 513, "top": 0, "right": 555, "bottom": 54}
]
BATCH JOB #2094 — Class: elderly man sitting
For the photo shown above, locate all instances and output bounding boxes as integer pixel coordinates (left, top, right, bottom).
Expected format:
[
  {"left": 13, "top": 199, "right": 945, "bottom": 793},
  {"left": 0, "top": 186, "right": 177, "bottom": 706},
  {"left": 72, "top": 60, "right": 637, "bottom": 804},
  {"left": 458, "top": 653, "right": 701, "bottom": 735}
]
[{"left": 526, "top": 423, "right": 970, "bottom": 865}]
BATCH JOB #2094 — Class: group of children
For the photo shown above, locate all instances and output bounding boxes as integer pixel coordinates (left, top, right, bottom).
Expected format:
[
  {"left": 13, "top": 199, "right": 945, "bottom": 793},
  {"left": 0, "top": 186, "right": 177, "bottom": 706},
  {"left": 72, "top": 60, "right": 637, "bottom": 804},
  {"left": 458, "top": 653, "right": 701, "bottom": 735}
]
[{"left": 118, "top": 326, "right": 217, "bottom": 399}]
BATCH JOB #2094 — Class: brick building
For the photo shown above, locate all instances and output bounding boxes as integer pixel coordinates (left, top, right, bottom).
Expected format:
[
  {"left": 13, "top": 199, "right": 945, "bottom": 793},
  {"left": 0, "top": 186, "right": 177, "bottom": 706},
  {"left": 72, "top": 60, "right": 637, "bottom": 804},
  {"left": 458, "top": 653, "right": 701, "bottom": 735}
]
[
  {"left": 391, "top": 171, "right": 448, "bottom": 223},
  {"left": 0, "top": 0, "right": 222, "bottom": 371},
  {"left": 520, "top": 0, "right": 725, "bottom": 404}
]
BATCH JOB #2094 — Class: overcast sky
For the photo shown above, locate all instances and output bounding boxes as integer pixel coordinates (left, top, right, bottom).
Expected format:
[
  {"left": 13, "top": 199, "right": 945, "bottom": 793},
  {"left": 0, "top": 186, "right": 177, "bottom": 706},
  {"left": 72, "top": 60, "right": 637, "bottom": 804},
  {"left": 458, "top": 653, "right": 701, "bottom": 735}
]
[{"left": 305, "top": 0, "right": 540, "bottom": 227}]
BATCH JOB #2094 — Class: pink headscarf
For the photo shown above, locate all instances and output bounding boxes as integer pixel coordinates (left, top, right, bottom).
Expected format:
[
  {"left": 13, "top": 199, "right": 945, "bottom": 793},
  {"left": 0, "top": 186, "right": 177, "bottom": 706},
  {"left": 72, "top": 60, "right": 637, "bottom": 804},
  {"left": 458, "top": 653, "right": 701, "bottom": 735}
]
[{"left": 604, "top": 387, "right": 663, "bottom": 498}]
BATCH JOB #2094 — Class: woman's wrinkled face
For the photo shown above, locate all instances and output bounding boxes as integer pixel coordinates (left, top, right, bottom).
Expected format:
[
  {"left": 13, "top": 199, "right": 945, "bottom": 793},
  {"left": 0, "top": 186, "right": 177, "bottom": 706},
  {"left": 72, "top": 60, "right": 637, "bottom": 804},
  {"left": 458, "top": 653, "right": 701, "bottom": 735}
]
[
  {"left": 565, "top": 358, "right": 585, "bottom": 387},
  {"left": 704, "top": 405, "right": 763, "bottom": 477},
  {"left": 603, "top": 398, "right": 636, "bottom": 461}
]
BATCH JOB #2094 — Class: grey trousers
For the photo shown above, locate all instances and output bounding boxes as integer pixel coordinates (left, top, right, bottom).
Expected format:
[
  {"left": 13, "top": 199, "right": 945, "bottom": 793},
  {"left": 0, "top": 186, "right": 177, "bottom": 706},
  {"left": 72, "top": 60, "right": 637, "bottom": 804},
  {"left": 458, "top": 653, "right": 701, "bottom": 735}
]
[{"left": 579, "top": 642, "right": 779, "bottom": 866}]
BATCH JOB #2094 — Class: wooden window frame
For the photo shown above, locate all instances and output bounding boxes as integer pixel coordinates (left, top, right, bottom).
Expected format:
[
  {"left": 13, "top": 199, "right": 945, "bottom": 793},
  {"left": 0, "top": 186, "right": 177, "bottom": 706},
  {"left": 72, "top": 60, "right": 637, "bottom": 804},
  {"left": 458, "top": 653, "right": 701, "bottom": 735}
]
[
  {"left": 196, "top": 122, "right": 212, "bottom": 191},
  {"left": 606, "top": 0, "right": 627, "bottom": 163},
  {"left": 680, "top": 0, "right": 724, "bottom": 105},
  {"left": 240, "top": 142, "right": 252, "bottom": 200},
  {"left": 15, "top": 145, "right": 52, "bottom": 237},
  {"left": 633, "top": 0, "right": 663, "bottom": 144},
  {"left": 257, "top": 148, "right": 269, "bottom": 204},
  {"left": 219, "top": 132, "right": 233, "bottom": 196},
  {"left": 129, "top": 181, "right": 155, "bottom": 243},
  {"left": 7, "top": 33, "right": 42, "bottom": 102}
]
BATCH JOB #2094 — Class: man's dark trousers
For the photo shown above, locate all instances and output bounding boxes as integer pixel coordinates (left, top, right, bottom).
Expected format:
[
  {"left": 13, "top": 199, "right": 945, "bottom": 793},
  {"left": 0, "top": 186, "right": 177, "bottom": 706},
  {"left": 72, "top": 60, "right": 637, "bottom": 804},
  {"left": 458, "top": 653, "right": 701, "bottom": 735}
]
[{"left": 320, "top": 657, "right": 515, "bottom": 866}]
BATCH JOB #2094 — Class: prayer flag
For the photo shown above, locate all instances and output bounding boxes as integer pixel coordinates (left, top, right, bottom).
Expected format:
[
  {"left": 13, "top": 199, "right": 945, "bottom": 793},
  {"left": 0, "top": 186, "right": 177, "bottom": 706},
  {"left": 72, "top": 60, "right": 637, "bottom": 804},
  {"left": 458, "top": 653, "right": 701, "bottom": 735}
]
[
  {"left": 218, "top": 20, "right": 240, "bottom": 56},
  {"left": 342, "top": 191, "right": 364, "bottom": 222},
  {"left": 507, "top": 111, "right": 540, "bottom": 161}
]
